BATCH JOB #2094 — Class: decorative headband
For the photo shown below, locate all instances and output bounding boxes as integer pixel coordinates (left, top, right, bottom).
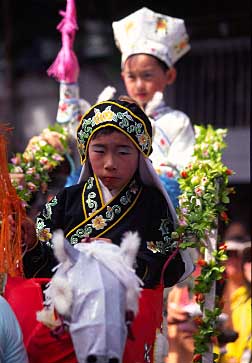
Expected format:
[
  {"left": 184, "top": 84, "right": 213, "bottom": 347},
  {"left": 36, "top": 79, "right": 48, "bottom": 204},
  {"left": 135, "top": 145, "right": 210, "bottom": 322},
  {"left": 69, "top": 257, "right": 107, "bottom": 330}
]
[{"left": 76, "top": 100, "right": 152, "bottom": 164}]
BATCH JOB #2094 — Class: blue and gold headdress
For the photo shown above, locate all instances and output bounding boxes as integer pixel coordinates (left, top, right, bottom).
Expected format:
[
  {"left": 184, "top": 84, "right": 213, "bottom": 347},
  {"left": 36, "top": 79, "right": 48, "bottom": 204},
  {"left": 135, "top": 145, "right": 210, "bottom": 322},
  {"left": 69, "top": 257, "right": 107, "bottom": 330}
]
[{"left": 76, "top": 99, "right": 152, "bottom": 164}]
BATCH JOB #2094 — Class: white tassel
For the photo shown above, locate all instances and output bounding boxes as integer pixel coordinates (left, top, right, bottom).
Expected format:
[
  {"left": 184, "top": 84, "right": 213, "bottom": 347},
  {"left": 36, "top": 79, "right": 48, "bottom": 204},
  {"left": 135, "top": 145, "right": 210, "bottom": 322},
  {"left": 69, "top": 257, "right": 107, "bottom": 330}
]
[
  {"left": 52, "top": 229, "right": 68, "bottom": 263},
  {"left": 96, "top": 86, "right": 117, "bottom": 102},
  {"left": 50, "top": 276, "right": 73, "bottom": 316},
  {"left": 145, "top": 91, "right": 164, "bottom": 117},
  {"left": 120, "top": 231, "right": 140, "bottom": 268},
  {"left": 125, "top": 286, "right": 142, "bottom": 317}
]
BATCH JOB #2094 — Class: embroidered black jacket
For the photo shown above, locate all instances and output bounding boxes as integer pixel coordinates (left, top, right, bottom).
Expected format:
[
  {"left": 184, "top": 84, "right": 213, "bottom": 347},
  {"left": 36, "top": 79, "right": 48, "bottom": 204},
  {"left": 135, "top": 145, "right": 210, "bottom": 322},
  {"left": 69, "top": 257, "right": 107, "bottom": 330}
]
[{"left": 23, "top": 176, "right": 185, "bottom": 288}]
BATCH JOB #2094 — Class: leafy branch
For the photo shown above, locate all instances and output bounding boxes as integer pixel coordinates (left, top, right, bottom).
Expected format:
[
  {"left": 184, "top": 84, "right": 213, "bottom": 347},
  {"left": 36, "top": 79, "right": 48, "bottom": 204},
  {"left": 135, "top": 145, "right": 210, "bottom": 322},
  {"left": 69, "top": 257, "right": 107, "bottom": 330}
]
[
  {"left": 8, "top": 124, "right": 69, "bottom": 205},
  {"left": 175, "top": 125, "right": 233, "bottom": 362}
]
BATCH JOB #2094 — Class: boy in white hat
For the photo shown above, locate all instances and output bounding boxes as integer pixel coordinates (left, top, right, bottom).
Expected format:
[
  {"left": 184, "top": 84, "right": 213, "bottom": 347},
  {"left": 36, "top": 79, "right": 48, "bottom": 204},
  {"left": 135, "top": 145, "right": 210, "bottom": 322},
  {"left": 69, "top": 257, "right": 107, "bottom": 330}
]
[{"left": 112, "top": 8, "right": 195, "bottom": 206}]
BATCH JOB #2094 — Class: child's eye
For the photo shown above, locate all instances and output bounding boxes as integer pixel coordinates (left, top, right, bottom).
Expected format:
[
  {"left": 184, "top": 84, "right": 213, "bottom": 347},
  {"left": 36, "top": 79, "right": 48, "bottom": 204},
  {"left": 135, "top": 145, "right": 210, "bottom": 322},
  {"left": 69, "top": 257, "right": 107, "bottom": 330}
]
[
  {"left": 118, "top": 147, "right": 131, "bottom": 155},
  {"left": 143, "top": 73, "right": 152, "bottom": 79},
  {"left": 92, "top": 147, "right": 105, "bottom": 153},
  {"left": 119, "top": 151, "right": 130, "bottom": 155},
  {"left": 126, "top": 74, "right": 135, "bottom": 80}
]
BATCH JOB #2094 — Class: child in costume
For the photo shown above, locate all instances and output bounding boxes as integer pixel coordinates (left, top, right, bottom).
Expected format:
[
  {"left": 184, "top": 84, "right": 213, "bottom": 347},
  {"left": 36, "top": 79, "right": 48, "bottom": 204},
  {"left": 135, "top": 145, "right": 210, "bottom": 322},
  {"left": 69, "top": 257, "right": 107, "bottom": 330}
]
[
  {"left": 23, "top": 99, "right": 194, "bottom": 363},
  {"left": 112, "top": 7, "right": 195, "bottom": 207}
]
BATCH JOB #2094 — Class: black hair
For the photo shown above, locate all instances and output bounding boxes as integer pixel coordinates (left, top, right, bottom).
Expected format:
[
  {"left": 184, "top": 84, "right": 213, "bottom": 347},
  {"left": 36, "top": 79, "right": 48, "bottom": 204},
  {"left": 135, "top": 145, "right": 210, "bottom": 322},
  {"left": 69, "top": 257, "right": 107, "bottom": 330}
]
[
  {"left": 155, "top": 57, "right": 169, "bottom": 72},
  {"left": 125, "top": 53, "right": 169, "bottom": 72},
  {"left": 91, "top": 126, "right": 118, "bottom": 139}
]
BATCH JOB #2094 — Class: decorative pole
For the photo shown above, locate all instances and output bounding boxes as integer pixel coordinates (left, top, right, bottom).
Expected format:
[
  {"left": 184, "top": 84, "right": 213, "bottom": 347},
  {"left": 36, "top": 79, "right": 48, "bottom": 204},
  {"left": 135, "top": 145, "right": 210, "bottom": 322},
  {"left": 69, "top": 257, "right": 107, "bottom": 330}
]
[
  {"left": 176, "top": 125, "right": 232, "bottom": 363},
  {"left": 202, "top": 181, "right": 219, "bottom": 363},
  {"left": 47, "top": 0, "right": 89, "bottom": 137}
]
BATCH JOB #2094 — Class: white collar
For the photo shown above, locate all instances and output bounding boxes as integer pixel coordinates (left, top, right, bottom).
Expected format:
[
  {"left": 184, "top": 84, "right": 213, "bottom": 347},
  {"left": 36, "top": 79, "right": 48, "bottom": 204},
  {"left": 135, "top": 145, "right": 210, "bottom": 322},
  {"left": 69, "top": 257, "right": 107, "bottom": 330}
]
[{"left": 98, "top": 178, "right": 117, "bottom": 204}]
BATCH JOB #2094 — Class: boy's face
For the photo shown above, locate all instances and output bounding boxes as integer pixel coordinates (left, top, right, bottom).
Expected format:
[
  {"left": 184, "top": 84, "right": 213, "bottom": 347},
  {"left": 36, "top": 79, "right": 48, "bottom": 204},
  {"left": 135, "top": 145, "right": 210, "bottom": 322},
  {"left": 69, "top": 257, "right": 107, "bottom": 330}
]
[
  {"left": 88, "top": 130, "right": 139, "bottom": 191},
  {"left": 121, "top": 54, "right": 176, "bottom": 108}
]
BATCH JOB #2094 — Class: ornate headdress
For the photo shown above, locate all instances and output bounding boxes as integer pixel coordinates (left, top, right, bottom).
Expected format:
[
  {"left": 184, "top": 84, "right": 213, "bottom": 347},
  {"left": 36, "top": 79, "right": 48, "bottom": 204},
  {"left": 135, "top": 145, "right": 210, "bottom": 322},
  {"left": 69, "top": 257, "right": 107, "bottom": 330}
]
[
  {"left": 76, "top": 99, "right": 153, "bottom": 164},
  {"left": 112, "top": 7, "right": 190, "bottom": 68}
]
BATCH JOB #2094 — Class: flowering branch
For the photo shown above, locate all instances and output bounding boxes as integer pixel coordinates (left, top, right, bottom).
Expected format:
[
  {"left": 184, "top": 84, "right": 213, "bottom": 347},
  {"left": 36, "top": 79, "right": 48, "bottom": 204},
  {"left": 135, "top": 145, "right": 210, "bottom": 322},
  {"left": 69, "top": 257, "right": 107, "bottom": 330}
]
[
  {"left": 8, "top": 124, "right": 69, "bottom": 205},
  {"left": 175, "top": 125, "right": 233, "bottom": 363}
]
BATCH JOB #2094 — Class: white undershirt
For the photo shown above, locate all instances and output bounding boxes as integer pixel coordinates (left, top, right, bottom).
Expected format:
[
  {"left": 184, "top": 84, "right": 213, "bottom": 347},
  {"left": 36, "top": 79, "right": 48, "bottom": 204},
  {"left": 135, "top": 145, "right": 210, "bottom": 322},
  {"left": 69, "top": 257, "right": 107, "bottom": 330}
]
[{"left": 98, "top": 178, "right": 118, "bottom": 204}]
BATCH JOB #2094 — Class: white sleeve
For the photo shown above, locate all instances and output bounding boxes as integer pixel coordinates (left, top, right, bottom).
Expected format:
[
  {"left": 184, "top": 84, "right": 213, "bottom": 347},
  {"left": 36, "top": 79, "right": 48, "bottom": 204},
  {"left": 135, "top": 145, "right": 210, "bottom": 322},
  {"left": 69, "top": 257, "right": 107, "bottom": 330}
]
[
  {"left": 167, "top": 114, "right": 195, "bottom": 170},
  {"left": 150, "top": 111, "right": 195, "bottom": 172}
]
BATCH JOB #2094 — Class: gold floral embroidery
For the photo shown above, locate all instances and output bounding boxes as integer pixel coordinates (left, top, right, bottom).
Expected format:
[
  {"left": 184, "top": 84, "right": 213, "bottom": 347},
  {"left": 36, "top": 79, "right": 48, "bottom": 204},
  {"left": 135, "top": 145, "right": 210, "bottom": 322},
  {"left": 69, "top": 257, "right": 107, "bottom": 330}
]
[
  {"left": 137, "top": 133, "right": 149, "bottom": 146},
  {"left": 37, "top": 227, "right": 52, "bottom": 242},
  {"left": 93, "top": 110, "right": 104, "bottom": 125},
  {"left": 93, "top": 107, "right": 115, "bottom": 125},
  {"left": 101, "top": 109, "right": 114, "bottom": 121},
  {"left": 91, "top": 215, "right": 107, "bottom": 230},
  {"left": 147, "top": 241, "right": 159, "bottom": 253}
]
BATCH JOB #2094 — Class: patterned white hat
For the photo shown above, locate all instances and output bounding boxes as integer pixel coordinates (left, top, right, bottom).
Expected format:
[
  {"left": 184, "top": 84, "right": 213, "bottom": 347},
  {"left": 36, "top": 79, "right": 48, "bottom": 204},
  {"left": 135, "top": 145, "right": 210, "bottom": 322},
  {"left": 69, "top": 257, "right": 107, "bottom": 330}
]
[{"left": 112, "top": 7, "right": 190, "bottom": 68}]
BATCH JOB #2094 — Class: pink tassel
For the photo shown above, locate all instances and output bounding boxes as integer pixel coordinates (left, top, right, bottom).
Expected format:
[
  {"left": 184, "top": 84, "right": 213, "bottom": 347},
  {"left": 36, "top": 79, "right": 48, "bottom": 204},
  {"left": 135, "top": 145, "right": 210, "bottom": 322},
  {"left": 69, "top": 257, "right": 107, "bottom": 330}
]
[{"left": 47, "top": 0, "right": 80, "bottom": 83}]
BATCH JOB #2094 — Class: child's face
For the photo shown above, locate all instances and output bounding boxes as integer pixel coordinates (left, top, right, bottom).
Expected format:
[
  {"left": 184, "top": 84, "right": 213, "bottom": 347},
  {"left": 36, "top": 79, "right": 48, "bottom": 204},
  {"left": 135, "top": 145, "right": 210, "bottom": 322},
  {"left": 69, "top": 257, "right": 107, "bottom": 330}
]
[
  {"left": 88, "top": 130, "right": 139, "bottom": 191},
  {"left": 121, "top": 54, "right": 176, "bottom": 108}
]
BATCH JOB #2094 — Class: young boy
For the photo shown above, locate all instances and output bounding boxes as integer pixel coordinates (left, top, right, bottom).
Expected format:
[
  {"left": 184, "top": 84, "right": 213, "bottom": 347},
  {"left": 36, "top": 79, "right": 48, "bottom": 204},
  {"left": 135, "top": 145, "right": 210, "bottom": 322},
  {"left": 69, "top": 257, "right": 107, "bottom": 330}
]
[
  {"left": 23, "top": 99, "right": 194, "bottom": 362},
  {"left": 112, "top": 8, "right": 195, "bottom": 185}
]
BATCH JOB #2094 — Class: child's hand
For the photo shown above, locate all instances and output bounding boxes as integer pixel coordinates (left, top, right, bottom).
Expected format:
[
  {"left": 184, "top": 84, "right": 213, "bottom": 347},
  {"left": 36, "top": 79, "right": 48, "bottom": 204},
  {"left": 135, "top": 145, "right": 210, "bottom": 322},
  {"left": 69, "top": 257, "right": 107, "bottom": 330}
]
[
  {"left": 7, "top": 215, "right": 37, "bottom": 251},
  {"left": 21, "top": 217, "right": 37, "bottom": 250}
]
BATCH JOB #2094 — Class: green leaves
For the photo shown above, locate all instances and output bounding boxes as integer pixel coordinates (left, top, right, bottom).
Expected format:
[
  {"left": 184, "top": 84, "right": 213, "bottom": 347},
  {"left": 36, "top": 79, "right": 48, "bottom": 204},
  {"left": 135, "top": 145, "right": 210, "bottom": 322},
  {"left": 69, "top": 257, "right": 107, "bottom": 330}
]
[
  {"left": 175, "top": 124, "right": 232, "bottom": 361},
  {"left": 9, "top": 124, "right": 69, "bottom": 204}
]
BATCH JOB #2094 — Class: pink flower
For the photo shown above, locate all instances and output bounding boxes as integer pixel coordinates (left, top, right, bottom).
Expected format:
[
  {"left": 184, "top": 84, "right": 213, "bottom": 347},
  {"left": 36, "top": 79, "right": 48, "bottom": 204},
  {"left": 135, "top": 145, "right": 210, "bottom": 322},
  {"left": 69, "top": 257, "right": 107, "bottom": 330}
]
[
  {"left": 27, "top": 167, "right": 36, "bottom": 174},
  {"left": 40, "top": 157, "right": 48, "bottom": 165},
  {"left": 166, "top": 171, "right": 174, "bottom": 178},
  {"left": 13, "top": 166, "right": 23, "bottom": 173},
  {"left": 181, "top": 207, "right": 188, "bottom": 215},
  {"left": 11, "top": 155, "right": 21, "bottom": 165},
  {"left": 21, "top": 201, "right": 28, "bottom": 208},
  {"left": 179, "top": 218, "right": 187, "bottom": 226},
  {"left": 27, "top": 182, "right": 37, "bottom": 191},
  {"left": 52, "top": 154, "right": 64, "bottom": 161},
  {"left": 195, "top": 186, "right": 204, "bottom": 196}
]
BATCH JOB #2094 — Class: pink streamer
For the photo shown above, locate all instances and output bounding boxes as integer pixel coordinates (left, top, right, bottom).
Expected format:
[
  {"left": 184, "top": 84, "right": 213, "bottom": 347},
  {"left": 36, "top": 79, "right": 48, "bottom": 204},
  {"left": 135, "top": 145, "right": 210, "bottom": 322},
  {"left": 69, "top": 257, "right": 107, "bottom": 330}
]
[{"left": 47, "top": 0, "right": 80, "bottom": 83}]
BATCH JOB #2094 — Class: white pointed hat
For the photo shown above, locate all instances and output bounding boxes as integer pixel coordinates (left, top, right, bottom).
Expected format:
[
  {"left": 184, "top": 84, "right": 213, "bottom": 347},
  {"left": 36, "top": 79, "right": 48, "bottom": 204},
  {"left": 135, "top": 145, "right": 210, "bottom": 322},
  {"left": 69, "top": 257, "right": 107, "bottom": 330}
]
[{"left": 112, "top": 7, "right": 190, "bottom": 68}]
